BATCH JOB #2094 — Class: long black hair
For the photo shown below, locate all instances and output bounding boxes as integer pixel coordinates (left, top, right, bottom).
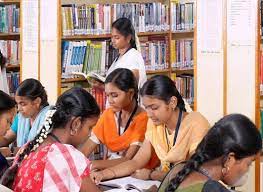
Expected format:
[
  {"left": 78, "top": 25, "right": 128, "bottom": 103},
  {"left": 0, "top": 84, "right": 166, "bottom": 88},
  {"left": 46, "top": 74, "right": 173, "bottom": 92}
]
[
  {"left": 165, "top": 114, "right": 262, "bottom": 191},
  {"left": 1, "top": 87, "right": 100, "bottom": 188},
  {"left": 0, "top": 90, "right": 16, "bottom": 113},
  {"left": 112, "top": 17, "right": 137, "bottom": 50},
  {"left": 16, "top": 78, "right": 48, "bottom": 107},
  {"left": 105, "top": 68, "right": 138, "bottom": 102},
  {"left": 0, "top": 50, "right": 6, "bottom": 69},
  {"left": 140, "top": 75, "right": 186, "bottom": 112}
]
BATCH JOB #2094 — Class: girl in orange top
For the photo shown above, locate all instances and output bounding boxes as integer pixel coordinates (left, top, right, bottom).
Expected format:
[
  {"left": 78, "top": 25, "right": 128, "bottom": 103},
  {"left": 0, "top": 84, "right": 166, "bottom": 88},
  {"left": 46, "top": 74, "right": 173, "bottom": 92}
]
[
  {"left": 80, "top": 68, "right": 149, "bottom": 171},
  {"left": 90, "top": 75, "right": 210, "bottom": 183}
]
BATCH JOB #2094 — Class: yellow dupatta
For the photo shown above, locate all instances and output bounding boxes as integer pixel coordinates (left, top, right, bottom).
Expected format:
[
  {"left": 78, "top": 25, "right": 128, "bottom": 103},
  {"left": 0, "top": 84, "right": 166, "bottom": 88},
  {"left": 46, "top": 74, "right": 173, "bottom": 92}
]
[{"left": 145, "top": 112, "right": 210, "bottom": 172}]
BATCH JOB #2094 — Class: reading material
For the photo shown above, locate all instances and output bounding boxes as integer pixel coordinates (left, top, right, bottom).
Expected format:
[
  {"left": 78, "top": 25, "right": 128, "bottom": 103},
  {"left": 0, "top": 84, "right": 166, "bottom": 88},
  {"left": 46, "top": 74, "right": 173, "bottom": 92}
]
[
  {"left": 99, "top": 176, "right": 161, "bottom": 192},
  {"left": 72, "top": 71, "right": 106, "bottom": 83}
]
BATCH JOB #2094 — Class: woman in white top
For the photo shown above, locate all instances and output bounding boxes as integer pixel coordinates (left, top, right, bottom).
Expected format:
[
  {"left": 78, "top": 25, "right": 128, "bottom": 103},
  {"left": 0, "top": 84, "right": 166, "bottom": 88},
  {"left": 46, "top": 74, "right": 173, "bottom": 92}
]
[
  {"left": 107, "top": 17, "right": 146, "bottom": 88},
  {"left": 93, "top": 17, "right": 147, "bottom": 90}
]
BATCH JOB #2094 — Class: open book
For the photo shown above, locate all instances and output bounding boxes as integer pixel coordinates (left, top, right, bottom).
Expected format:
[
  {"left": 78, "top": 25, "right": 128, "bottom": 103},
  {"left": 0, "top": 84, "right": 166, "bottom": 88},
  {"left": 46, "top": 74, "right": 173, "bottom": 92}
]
[
  {"left": 72, "top": 71, "right": 106, "bottom": 83},
  {"left": 99, "top": 176, "right": 160, "bottom": 192}
]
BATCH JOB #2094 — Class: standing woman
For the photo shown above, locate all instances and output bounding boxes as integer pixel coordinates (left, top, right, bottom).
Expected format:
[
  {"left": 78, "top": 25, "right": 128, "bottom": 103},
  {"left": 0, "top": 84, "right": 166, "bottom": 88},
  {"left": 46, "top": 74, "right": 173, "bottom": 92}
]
[
  {"left": 93, "top": 17, "right": 147, "bottom": 90},
  {"left": 91, "top": 75, "right": 210, "bottom": 182},
  {"left": 80, "top": 68, "right": 149, "bottom": 170},
  {"left": 107, "top": 17, "right": 146, "bottom": 88},
  {"left": 0, "top": 78, "right": 50, "bottom": 148}
]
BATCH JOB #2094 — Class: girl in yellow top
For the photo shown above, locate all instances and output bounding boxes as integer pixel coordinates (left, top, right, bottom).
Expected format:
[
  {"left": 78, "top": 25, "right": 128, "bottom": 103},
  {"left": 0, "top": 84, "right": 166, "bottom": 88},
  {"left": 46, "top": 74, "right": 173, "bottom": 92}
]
[
  {"left": 91, "top": 75, "right": 210, "bottom": 182},
  {"left": 80, "top": 68, "right": 149, "bottom": 171}
]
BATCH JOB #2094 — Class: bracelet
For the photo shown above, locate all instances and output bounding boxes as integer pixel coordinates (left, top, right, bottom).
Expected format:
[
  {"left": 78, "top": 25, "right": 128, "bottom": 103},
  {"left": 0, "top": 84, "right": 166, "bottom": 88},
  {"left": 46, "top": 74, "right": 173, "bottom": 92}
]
[{"left": 107, "top": 168, "right": 116, "bottom": 178}]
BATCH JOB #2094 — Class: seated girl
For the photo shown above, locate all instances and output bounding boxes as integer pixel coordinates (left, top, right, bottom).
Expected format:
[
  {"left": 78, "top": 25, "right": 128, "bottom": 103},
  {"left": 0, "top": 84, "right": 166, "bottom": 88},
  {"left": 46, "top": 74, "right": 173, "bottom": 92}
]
[
  {"left": 80, "top": 68, "right": 149, "bottom": 170},
  {"left": 0, "top": 79, "right": 50, "bottom": 149},
  {"left": 159, "top": 114, "right": 262, "bottom": 192},
  {"left": 90, "top": 75, "right": 210, "bottom": 182},
  {"left": 0, "top": 90, "right": 16, "bottom": 156},
  {"left": 1, "top": 87, "right": 101, "bottom": 192}
]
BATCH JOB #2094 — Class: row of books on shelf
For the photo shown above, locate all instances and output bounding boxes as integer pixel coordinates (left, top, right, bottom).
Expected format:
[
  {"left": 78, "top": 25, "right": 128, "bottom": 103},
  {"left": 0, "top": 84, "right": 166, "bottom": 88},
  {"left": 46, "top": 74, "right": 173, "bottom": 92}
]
[
  {"left": 61, "top": 2, "right": 170, "bottom": 36},
  {"left": 171, "top": 2, "right": 194, "bottom": 32},
  {"left": 6, "top": 72, "right": 19, "bottom": 96},
  {"left": 61, "top": 82, "right": 106, "bottom": 111},
  {"left": 171, "top": 39, "right": 193, "bottom": 69},
  {"left": 0, "top": 40, "right": 19, "bottom": 65},
  {"left": 61, "top": 38, "right": 171, "bottom": 79},
  {"left": 90, "top": 87, "right": 106, "bottom": 112},
  {"left": 140, "top": 37, "right": 168, "bottom": 71},
  {"left": 171, "top": 73, "right": 194, "bottom": 105},
  {"left": 61, "top": 40, "right": 118, "bottom": 79},
  {"left": 0, "top": 5, "right": 19, "bottom": 33}
]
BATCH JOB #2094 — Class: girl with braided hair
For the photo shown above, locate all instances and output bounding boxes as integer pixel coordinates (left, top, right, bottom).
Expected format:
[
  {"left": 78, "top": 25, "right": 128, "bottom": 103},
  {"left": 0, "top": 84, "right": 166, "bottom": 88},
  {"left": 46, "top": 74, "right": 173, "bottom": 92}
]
[
  {"left": 158, "top": 114, "right": 262, "bottom": 192},
  {"left": 1, "top": 87, "right": 101, "bottom": 192}
]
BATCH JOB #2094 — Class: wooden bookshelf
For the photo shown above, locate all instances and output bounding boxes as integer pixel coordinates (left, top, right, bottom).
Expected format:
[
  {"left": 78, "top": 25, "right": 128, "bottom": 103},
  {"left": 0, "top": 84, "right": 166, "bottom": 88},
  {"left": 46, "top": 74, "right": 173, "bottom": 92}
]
[
  {"left": 62, "top": 31, "right": 170, "bottom": 40},
  {"left": 172, "top": 68, "right": 194, "bottom": 75},
  {"left": 37, "top": 0, "right": 196, "bottom": 110},
  {"left": 61, "top": 77, "right": 87, "bottom": 83},
  {"left": 146, "top": 69, "right": 170, "bottom": 74},
  {"left": 0, "top": 0, "right": 20, "bottom": 95},
  {"left": 0, "top": 33, "right": 20, "bottom": 40},
  {"left": 172, "top": 30, "right": 194, "bottom": 34},
  {"left": 0, "top": 0, "right": 20, "bottom": 4},
  {"left": 62, "top": 34, "right": 111, "bottom": 40},
  {"left": 6, "top": 64, "right": 20, "bottom": 70},
  {"left": 61, "top": 0, "right": 164, "bottom": 5}
]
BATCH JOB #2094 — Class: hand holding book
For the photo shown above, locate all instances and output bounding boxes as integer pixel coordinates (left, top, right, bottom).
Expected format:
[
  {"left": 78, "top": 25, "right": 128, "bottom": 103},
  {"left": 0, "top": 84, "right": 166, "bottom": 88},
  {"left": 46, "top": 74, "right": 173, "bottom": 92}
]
[{"left": 71, "top": 71, "right": 105, "bottom": 90}]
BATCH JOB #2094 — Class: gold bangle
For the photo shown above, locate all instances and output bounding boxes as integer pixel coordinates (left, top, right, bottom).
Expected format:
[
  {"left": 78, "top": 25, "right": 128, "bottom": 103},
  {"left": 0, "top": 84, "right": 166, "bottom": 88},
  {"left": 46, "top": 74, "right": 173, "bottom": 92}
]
[{"left": 107, "top": 168, "right": 116, "bottom": 178}]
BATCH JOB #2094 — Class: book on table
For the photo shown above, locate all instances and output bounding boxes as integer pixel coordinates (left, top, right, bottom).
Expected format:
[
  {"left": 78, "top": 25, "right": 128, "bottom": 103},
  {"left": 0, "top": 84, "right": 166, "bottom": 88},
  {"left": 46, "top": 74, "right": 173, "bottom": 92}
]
[{"left": 99, "top": 176, "right": 161, "bottom": 192}]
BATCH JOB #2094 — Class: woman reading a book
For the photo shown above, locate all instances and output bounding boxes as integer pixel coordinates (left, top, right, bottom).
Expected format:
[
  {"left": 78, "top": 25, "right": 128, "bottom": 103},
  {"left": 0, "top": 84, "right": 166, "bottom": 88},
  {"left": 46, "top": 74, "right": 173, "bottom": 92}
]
[
  {"left": 90, "top": 75, "right": 210, "bottom": 182},
  {"left": 0, "top": 79, "right": 50, "bottom": 152},
  {"left": 0, "top": 90, "right": 16, "bottom": 157},
  {"left": 0, "top": 91, "right": 16, "bottom": 175},
  {"left": 159, "top": 114, "right": 262, "bottom": 192},
  {"left": 92, "top": 17, "right": 147, "bottom": 90},
  {"left": 1, "top": 87, "right": 101, "bottom": 192},
  {"left": 80, "top": 68, "right": 150, "bottom": 170}
]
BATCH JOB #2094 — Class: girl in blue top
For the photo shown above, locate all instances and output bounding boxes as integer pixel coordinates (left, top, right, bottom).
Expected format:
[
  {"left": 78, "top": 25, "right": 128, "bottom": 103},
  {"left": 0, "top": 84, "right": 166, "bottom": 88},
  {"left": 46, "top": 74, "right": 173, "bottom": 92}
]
[{"left": 0, "top": 78, "right": 50, "bottom": 151}]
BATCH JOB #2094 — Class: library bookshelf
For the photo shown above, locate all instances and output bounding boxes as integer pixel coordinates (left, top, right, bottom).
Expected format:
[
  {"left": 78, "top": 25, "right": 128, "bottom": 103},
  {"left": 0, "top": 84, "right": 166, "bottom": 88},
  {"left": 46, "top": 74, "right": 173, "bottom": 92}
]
[{"left": 0, "top": 0, "right": 20, "bottom": 95}]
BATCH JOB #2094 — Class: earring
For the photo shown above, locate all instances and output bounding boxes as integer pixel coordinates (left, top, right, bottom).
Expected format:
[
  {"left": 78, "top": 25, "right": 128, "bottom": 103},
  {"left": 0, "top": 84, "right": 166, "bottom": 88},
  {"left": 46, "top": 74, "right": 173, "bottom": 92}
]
[
  {"left": 221, "top": 167, "right": 229, "bottom": 176},
  {"left": 70, "top": 129, "right": 77, "bottom": 135}
]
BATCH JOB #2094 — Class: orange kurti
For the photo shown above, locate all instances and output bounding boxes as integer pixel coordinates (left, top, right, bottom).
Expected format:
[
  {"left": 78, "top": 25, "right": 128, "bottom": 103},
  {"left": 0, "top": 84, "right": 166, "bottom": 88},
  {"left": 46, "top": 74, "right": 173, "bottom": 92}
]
[{"left": 92, "top": 108, "right": 148, "bottom": 152}]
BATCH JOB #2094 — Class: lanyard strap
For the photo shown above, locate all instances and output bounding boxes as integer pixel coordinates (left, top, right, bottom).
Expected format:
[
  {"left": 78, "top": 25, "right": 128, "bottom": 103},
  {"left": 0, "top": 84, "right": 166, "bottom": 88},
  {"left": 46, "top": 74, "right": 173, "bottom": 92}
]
[
  {"left": 165, "top": 109, "right": 183, "bottom": 169},
  {"left": 165, "top": 109, "right": 183, "bottom": 150},
  {"left": 114, "top": 46, "right": 132, "bottom": 62},
  {"left": 118, "top": 102, "right": 138, "bottom": 135}
]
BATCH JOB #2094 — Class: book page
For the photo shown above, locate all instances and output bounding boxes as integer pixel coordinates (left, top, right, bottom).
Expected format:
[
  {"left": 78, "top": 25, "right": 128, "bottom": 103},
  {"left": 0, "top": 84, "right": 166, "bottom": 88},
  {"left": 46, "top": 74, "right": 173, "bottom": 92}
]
[{"left": 100, "top": 176, "right": 161, "bottom": 191}]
